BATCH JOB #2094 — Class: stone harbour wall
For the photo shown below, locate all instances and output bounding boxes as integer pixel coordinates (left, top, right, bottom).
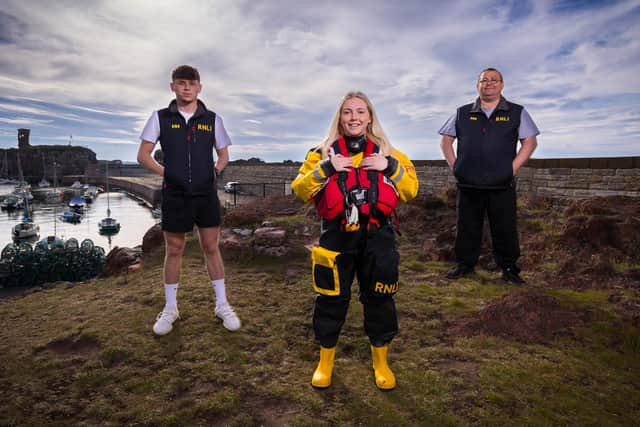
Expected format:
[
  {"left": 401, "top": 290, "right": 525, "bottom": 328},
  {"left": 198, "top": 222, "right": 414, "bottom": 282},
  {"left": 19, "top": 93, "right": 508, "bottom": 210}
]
[{"left": 219, "top": 157, "right": 640, "bottom": 200}]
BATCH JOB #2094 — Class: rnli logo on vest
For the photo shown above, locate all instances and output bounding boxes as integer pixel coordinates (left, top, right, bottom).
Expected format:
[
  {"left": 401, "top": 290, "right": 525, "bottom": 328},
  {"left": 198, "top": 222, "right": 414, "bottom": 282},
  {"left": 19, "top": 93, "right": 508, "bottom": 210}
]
[
  {"left": 197, "top": 123, "right": 213, "bottom": 132},
  {"left": 495, "top": 116, "right": 510, "bottom": 122},
  {"left": 171, "top": 123, "right": 181, "bottom": 129},
  {"left": 469, "top": 116, "right": 478, "bottom": 121}
]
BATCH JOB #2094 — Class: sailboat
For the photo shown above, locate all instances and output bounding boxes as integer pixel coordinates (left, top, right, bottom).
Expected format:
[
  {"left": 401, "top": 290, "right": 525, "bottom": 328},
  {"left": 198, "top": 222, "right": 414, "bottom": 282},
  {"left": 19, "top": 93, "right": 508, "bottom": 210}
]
[
  {"left": 12, "top": 191, "right": 40, "bottom": 241},
  {"left": 44, "top": 161, "right": 63, "bottom": 203},
  {"left": 38, "top": 153, "right": 50, "bottom": 188},
  {"left": 98, "top": 163, "right": 120, "bottom": 234}
]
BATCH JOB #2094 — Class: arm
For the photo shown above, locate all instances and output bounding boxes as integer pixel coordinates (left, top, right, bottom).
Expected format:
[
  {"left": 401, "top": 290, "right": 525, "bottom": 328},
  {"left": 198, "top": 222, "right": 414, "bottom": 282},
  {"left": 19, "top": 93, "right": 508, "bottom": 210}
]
[
  {"left": 513, "top": 135, "right": 538, "bottom": 175},
  {"left": 215, "top": 146, "right": 229, "bottom": 175},
  {"left": 137, "top": 141, "right": 164, "bottom": 176},
  {"left": 291, "top": 149, "right": 334, "bottom": 202},
  {"left": 386, "top": 149, "right": 419, "bottom": 203},
  {"left": 440, "top": 134, "right": 456, "bottom": 170}
]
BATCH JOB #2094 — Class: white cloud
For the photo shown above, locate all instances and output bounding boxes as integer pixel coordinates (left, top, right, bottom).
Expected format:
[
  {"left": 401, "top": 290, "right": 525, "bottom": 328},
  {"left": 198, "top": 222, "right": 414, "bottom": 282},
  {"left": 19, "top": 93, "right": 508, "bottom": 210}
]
[{"left": 0, "top": 0, "right": 638, "bottom": 160}]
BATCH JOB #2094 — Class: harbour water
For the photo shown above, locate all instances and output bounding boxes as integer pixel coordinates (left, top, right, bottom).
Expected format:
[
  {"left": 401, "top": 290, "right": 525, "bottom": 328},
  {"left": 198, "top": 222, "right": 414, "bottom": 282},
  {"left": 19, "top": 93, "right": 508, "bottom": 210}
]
[
  {"left": 0, "top": 182, "right": 262, "bottom": 253},
  {"left": 0, "top": 184, "right": 160, "bottom": 252}
]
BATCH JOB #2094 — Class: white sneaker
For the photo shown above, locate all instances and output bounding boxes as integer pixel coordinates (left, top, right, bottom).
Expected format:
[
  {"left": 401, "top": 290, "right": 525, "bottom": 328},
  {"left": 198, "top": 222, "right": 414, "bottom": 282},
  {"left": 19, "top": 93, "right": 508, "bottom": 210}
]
[
  {"left": 215, "top": 303, "right": 241, "bottom": 331},
  {"left": 153, "top": 307, "right": 179, "bottom": 336}
]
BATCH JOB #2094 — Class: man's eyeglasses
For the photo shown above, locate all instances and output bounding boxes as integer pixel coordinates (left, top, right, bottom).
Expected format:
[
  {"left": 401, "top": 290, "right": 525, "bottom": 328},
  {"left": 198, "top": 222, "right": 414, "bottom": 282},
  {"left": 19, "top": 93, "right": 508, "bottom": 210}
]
[{"left": 478, "top": 79, "right": 502, "bottom": 84}]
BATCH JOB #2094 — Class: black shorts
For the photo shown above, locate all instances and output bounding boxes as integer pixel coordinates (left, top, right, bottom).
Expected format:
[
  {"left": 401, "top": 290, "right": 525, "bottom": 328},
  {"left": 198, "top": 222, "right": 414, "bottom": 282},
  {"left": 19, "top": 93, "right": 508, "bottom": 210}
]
[{"left": 161, "top": 191, "right": 221, "bottom": 232}]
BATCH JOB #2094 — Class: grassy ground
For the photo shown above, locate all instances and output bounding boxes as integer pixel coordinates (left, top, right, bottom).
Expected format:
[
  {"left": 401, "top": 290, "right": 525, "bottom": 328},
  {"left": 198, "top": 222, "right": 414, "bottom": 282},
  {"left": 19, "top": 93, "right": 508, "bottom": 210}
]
[{"left": 0, "top": 205, "right": 639, "bottom": 426}]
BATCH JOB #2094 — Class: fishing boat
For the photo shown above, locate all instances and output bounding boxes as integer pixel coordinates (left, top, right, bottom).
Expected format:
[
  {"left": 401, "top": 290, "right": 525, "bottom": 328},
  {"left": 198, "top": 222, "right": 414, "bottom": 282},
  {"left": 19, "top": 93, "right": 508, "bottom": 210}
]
[
  {"left": 69, "top": 196, "right": 86, "bottom": 211},
  {"left": 12, "top": 193, "right": 39, "bottom": 241},
  {"left": 60, "top": 210, "right": 82, "bottom": 223},
  {"left": 12, "top": 183, "right": 33, "bottom": 201},
  {"left": 98, "top": 217, "right": 120, "bottom": 234},
  {"left": 13, "top": 220, "right": 40, "bottom": 240},
  {"left": 98, "top": 163, "right": 120, "bottom": 234},
  {"left": 83, "top": 186, "right": 99, "bottom": 203},
  {"left": 1, "top": 194, "right": 22, "bottom": 210}
]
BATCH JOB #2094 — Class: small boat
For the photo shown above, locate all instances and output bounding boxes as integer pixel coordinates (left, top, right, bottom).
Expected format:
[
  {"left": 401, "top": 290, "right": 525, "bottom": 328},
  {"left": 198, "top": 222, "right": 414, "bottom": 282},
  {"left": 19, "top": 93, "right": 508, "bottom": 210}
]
[
  {"left": 1, "top": 195, "right": 22, "bottom": 210},
  {"left": 12, "top": 193, "right": 39, "bottom": 241},
  {"left": 98, "top": 163, "right": 120, "bottom": 235},
  {"left": 12, "top": 186, "right": 33, "bottom": 201},
  {"left": 98, "top": 217, "right": 120, "bottom": 234},
  {"left": 44, "top": 190, "right": 63, "bottom": 203},
  {"left": 70, "top": 180, "right": 84, "bottom": 189},
  {"left": 44, "top": 161, "right": 62, "bottom": 203},
  {"left": 13, "top": 221, "right": 40, "bottom": 240},
  {"left": 83, "top": 186, "right": 99, "bottom": 203},
  {"left": 69, "top": 196, "right": 86, "bottom": 211},
  {"left": 38, "top": 178, "right": 51, "bottom": 188},
  {"left": 60, "top": 210, "right": 82, "bottom": 223}
]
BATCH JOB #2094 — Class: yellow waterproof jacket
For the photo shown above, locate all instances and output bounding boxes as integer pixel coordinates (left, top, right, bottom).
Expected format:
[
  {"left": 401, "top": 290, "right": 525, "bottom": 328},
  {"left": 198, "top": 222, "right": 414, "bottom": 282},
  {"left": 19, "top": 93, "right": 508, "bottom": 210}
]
[{"left": 291, "top": 145, "right": 419, "bottom": 205}]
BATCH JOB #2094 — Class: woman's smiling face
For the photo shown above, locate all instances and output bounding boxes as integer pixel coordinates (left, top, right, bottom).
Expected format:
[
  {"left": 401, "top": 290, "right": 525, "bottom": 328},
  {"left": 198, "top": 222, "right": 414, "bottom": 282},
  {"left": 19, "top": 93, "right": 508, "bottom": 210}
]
[{"left": 340, "top": 97, "right": 371, "bottom": 137}]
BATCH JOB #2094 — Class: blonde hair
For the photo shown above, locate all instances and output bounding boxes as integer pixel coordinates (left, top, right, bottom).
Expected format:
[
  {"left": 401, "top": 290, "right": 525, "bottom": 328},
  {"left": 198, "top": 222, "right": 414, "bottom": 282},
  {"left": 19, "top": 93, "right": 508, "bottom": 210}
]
[{"left": 318, "top": 91, "right": 393, "bottom": 158}]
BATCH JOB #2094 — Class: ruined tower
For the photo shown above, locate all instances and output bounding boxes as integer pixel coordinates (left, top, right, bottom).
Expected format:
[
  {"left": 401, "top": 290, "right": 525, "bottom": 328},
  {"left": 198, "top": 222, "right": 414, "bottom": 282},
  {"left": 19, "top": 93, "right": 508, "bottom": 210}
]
[{"left": 17, "top": 128, "right": 30, "bottom": 148}]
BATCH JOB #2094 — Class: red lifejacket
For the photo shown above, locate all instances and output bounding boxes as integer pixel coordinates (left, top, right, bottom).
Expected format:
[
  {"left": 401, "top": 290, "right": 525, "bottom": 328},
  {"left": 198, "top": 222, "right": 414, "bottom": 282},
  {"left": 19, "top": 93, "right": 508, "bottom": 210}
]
[{"left": 314, "top": 137, "right": 399, "bottom": 220}]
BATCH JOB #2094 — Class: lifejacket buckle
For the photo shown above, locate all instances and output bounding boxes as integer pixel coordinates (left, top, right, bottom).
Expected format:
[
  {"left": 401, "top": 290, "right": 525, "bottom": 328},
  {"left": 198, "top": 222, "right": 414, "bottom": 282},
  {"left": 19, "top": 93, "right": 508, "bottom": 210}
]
[
  {"left": 345, "top": 223, "right": 360, "bottom": 232},
  {"left": 348, "top": 187, "right": 368, "bottom": 206}
]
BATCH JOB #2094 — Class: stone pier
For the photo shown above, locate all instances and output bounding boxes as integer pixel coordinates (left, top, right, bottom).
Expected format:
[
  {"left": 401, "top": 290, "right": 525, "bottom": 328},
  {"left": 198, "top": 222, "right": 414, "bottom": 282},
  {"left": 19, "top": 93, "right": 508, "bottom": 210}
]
[{"left": 109, "top": 176, "right": 162, "bottom": 207}]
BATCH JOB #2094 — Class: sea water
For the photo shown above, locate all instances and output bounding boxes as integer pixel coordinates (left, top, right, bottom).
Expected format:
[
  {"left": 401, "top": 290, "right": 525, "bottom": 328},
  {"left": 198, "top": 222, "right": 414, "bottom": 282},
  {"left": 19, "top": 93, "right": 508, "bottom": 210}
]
[{"left": 0, "top": 184, "right": 160, "bottom": 252}]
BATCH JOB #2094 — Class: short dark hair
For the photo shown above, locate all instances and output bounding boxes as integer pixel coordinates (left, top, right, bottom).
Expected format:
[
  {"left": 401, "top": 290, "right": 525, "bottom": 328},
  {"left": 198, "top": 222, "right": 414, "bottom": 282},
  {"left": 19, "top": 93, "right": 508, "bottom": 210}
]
[
  {"left": 478, "top": 67, "right": 503, "bottom": 82},
  {"left": 172, "top": 65, "right": 200, "bottom": 82}
]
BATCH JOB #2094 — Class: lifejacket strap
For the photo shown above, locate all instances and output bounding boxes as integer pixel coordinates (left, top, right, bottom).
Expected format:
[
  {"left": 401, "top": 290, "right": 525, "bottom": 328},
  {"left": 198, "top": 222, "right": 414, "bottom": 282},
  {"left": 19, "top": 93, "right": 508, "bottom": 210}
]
[
  {"left": 383, "top": 156, "right": 399, "bottom": 178},
  {"left": 368, "top": 169, "right": 379, "bottom": 216}
]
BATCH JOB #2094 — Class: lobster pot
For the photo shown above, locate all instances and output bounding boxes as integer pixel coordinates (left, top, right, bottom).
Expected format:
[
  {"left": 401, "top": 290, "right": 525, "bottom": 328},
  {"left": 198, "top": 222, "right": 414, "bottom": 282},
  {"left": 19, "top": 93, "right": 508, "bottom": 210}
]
[{"left": 0, "top": 238, "right": 107, "bottom": 287}]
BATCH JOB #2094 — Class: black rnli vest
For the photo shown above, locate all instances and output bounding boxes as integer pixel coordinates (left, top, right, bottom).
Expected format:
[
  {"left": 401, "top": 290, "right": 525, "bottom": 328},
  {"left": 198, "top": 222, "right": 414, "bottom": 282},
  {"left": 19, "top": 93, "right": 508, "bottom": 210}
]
[
  {"left": 158, "top": 100, "right": 217, "bottom": 195},
  {"left": 454, "top": 97, "right": 522, "bottom": 189}
]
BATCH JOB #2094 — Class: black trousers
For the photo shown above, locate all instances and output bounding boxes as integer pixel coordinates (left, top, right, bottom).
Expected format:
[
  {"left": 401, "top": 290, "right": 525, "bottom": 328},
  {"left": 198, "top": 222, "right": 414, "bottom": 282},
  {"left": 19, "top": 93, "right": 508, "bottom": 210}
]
[
  {"left": 455, "top": 186, "right": 520, "bottom": 270},
  {"left": 312, "top": 221, "right": 399, "bottom": 348}
]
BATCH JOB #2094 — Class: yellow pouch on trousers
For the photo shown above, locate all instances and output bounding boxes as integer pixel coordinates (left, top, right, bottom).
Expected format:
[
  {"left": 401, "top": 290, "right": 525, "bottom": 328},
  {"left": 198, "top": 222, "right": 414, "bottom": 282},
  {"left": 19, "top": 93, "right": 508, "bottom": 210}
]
[{"left": 311, "top": 246, "right": 341, "bottom": 296}]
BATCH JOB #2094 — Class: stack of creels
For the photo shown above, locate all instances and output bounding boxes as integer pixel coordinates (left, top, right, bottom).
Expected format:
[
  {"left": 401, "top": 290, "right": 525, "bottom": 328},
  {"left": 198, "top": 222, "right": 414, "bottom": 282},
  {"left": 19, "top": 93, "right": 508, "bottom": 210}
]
[{"left": 0, "top": 238, "right": 106, "bottom": 288}]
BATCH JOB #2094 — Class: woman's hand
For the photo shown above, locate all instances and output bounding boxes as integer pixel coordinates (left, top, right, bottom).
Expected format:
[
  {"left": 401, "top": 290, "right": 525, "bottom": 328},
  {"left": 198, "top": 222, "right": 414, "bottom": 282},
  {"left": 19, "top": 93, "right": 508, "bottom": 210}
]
[
  {"left": 330, "top": 154, "right": 353, "bottom": 172},
  {"left": 361, "top": 153, "right": 388, "bottom": 171}
]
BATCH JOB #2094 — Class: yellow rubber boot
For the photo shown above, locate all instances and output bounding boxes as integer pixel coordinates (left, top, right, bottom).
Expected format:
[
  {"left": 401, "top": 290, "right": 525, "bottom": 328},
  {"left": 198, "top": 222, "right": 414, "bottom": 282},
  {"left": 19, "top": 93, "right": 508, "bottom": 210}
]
[
  {"left": 311, "top": 346, "right": 336, "bottom": 388},
  {"left": 371, "top": 344, "right": 396, "bottom": 390}
]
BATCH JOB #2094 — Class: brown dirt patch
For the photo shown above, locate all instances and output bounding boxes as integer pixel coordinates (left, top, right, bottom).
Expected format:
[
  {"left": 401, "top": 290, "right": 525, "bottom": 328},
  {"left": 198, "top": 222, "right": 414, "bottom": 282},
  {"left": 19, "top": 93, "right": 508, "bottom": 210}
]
[
  {"left": 449, "top": 290, "right": 587, "bottom": 344},
  {"left": 560, "top": 197, "right": 640, "bottom": 262},
  {"left": 42, "top": 334, "right": 101, "bottom": 356}
]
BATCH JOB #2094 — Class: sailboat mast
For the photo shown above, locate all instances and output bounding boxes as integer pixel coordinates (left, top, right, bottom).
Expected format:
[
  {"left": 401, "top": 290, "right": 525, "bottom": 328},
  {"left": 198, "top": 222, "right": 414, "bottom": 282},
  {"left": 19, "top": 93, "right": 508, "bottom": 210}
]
[
  {"left": 106, "top": 162, "right": 110, "bottom": 218},
  {"left": 16, "top": 149, "right": 24, "bottom": 184}
]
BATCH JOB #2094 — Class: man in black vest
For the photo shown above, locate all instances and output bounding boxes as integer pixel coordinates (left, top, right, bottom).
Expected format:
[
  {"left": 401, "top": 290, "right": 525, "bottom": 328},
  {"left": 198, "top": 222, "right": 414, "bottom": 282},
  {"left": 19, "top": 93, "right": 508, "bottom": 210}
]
[
  {"left": 438, "top": 68, "right": 539, "bottom": 284},
  {"left": 137, "top": 65, "right": 241, "bottom": 335}
]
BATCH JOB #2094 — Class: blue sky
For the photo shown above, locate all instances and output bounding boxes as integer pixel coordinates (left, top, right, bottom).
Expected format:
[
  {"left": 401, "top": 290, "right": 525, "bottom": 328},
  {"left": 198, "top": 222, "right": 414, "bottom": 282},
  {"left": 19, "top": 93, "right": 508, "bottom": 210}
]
[{"left": 0, "top": 0, "right": 638, "bottom": 162}]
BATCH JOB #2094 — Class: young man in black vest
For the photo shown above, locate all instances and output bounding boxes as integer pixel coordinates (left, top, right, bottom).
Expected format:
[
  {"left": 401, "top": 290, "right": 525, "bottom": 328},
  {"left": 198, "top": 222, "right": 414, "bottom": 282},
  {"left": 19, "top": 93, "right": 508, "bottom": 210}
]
[
  {"left": 137, "top": 65, "right": 241, "bottom": 335},
  {"left": 438, "top": 68, "right": 539, "bottom": 284}
]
